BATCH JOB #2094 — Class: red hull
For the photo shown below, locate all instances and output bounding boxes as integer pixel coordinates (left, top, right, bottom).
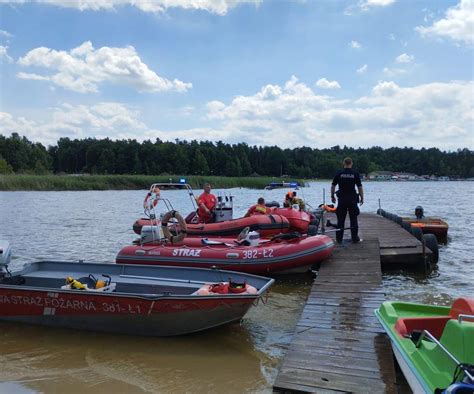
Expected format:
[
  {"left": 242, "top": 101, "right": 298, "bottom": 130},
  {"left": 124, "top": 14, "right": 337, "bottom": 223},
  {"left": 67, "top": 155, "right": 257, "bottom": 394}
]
[
  {"left": 403, "top": 217, "right": 449, "bottom": 243},
  {"left": 116, "top": 235, "right": 335, "bottom": 274},
  {"left": 133, "top": 214, "right": 290, "bottom": 237},
  {"left": 270, "top": 207, "right": 312, "bottom": 233},
  {"left": 0, "top": 287, "right": 256, "bottom": 336}
]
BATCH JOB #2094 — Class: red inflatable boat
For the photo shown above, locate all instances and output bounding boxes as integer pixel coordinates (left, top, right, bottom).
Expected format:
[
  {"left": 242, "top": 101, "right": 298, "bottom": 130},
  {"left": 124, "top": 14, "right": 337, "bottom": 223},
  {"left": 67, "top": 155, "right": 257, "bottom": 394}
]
[
  {"left": 270, "top": 207, "right": 312, "bottom": 233},
  {"left": 133, "top": 214, "right": 290, "bottom": 237},
  {"left": 116, "top": 234, "right": 334, "bottom": 275}
]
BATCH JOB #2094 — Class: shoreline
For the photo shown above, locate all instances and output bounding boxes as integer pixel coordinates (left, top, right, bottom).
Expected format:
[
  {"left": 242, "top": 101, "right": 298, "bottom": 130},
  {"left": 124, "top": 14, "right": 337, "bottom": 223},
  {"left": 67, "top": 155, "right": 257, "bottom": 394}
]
[{"left": 0, "top": 174, "right": 308, "bottom": 191}]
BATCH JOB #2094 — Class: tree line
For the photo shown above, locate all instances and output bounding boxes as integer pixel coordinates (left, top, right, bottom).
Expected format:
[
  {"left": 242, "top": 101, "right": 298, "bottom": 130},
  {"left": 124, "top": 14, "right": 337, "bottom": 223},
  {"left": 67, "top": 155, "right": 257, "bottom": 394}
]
[{"left": 1, "top": 133, "right": 473, "bottom": 178}]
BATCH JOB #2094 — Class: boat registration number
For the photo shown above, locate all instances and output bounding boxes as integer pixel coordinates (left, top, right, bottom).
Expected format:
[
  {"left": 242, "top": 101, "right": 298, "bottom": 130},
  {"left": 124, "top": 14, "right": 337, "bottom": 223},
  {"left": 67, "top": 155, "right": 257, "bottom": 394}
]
[{"left": 243, "top": 249, "right": 274, "bottom": 259}]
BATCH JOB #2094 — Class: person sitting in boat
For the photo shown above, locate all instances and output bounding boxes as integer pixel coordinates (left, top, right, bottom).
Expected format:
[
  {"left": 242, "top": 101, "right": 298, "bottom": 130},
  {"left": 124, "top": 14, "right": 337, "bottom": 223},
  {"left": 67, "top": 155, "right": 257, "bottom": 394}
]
[
  {"left": 197, "top": 183, "right": 217, "bottom": 223},
  {"left": 143, "top": 185, "right": 161, "bottom": 209},
  {"left": 283, "top": 191, "right": 305, "bottom": 210},
  {"left": 415, "top": 205, "right": 424, "bottom": 219},
  {"left": 245, "top": 197, "right": 270, "bottom": 217}
]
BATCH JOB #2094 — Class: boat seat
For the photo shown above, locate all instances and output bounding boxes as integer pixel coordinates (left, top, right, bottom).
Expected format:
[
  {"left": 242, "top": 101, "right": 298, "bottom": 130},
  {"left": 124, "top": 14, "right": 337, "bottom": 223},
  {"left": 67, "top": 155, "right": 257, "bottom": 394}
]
[
  {"left": 449, "top": 297, "right": 474, "bottom": 319},
  {"left": 439, "top": 319, "right": 474, "bottom": 364},
  {"left": 395, "top": 316, "right": 450, "bottom": 339}
]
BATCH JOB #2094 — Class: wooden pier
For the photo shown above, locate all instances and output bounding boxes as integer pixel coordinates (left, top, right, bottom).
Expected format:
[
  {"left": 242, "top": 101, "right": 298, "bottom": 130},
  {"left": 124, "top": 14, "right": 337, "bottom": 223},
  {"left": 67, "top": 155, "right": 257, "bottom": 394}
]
[
  {"left": 325, "top": 212, "right": 431, "bottom": 270},
  {"left": 273, "top": 213, "right": 425, "bottom": 393}
]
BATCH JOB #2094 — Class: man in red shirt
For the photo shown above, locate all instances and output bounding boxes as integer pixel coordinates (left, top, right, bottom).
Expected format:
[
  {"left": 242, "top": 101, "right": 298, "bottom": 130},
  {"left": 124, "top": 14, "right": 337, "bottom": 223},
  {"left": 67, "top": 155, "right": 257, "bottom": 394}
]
[
  {"left": 197, "top": 183, "right": 217, "bottom": 223},
  {"left": 245, "top": 197, "right": 270, "bottom": 217}
]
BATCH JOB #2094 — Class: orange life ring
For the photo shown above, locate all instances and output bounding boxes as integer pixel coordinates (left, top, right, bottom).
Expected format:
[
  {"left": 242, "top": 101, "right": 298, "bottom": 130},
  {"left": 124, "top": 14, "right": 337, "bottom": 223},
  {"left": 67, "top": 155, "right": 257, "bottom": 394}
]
[
  {"left": 161, "top": 210, "right": 187, "bottom": 244},
  {"left": 321, "top": 204, "right": 337, "bottom": 212},
  {"left": 143, "top": 192, "right": 160, "bottom": 209}
]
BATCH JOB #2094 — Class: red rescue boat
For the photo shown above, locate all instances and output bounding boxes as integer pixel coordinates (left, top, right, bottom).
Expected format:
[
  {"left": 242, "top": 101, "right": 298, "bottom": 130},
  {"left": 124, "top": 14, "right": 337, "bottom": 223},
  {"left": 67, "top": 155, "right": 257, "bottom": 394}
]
[
  {"left": 116, "top": 234, "right": 335, "bottom": 275},
  {"left": 133, "top": 214, "right": 290, "bottom": 237},
  {"left": 270, "top": 207, "right": 312, "bottom": 233}
]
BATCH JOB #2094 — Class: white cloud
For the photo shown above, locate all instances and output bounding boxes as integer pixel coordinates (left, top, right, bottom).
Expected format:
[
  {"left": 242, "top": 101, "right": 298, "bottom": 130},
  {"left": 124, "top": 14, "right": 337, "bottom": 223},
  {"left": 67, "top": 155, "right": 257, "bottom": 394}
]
[
  {"left": 0, "top": 45, "right": 13, "bottom": 63},
  {"left": 0, "top": 102, "right": 148, "bottom": 146},
  {"left": 364, "top": 0, "right": 395, "bottom": 5},
  {"left": 416, "top": 0, "right": 473, "bottom": 45},
  {"left": 357, "top": 64, "right": 368, "bottom": 74},
  {"left": 316, "top": 78, "right": 341, "bottom": 89},
  {"left": 0, "top": 30, "right": 13, "bottom": 38},
  {"left": 359, "top": 0, "right": 396, "bottom": 11},
  {"left": 3, "top": 78, "right": 472, "bottom": 150},
  {"left": 16, "top": 71, "right": 50, "bottom": 81},
  {"left": 350, "top": 40, "right": 361, "bottom": 49},
  {"left": 388, "top": 33, "right": 396, "bottom": 40},
  {"left": 383, "top": 67, "right": 407, "bottom": 76},
  {"left": 345, "top": 0, "right": 395, "bottom": 15},
  {"left": 204, "top": 76, "right": 473, "bottom": 149},
  {"left": 395, "top": 53, "right": 414, "bottom": 63},
  {"left": 17, "top": 41, "right": 192, "bottom": 93},
  {"left": 7, "top": 0, "right": 260, "bottom": 15}
]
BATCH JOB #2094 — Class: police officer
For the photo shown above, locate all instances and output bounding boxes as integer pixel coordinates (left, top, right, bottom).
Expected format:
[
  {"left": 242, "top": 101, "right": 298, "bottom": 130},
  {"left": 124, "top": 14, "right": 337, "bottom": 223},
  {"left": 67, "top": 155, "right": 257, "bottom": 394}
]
[{"left": 331, "top": 157, "right": 364, "bottom": 244}]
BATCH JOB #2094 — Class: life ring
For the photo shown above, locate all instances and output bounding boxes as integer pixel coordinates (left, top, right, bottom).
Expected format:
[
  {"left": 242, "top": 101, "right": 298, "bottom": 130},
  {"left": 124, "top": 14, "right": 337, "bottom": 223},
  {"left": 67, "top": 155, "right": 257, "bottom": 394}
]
[
  {"left": 161, "top": 210, "right": 187, "bottom": 244},
  {"left": 319, "top": 204, "right": 337, "bottom": 212},
  {"left": 143, "top": 192, "right": 159, "bottom": 209}
]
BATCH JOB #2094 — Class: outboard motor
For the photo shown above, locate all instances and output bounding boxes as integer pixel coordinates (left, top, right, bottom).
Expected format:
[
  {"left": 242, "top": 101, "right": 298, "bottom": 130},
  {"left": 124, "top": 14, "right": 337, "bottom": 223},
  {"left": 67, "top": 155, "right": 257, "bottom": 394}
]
[
  {"left": 415, "top": 206, "right": 424, "bottom": 219},
  {"left": 0, "top": 240, "right": 12, "bottom": 277},
  {"left": 140, "top": 225, "right": 164, "bottom": 245},
  {"left": 245, "top": 231, "right": 260, "bottom": 247},
  {"left": 214, "top": 194, "right": 233, "bottom": 222}
]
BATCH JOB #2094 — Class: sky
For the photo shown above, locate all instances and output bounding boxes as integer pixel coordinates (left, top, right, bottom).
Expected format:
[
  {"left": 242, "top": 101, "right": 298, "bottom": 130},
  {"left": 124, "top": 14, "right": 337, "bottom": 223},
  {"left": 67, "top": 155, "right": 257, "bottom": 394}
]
[{"left": 0, "top": 0, "right": 472, "bottom": 150}]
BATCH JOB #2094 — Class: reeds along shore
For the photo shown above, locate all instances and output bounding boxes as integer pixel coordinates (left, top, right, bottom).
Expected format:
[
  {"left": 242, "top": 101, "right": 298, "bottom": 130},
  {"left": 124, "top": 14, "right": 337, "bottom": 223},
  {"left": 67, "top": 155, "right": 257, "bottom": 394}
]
[{"left": 0, "top": 174, "right": 306, "bottom": 191}]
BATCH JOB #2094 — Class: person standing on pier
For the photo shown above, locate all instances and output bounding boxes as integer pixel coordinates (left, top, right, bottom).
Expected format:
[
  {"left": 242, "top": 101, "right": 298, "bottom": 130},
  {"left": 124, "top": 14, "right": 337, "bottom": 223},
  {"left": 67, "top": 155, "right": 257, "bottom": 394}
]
[{"left": 331, "top": 157, "right": 364, "bottom": 244}]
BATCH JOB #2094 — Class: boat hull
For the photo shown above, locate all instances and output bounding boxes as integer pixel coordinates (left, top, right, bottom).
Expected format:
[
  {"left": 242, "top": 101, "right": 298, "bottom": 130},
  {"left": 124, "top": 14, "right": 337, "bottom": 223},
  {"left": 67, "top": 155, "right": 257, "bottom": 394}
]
[
  {"left": 271, "top": 207, "right": 311, "bottom": 233},
  {"left": 375, "top": 298, "right": 474, "bottom": 393},
  {"left": 390, "top": 339, "right": 429, "bottom": 394},
  {"left": 117, "top": 235, "right": 334, "bottom": 275},
  {"left": 0, "top": 261, "right": 273, "bottom": 336},
  {"left": 402, "top": 217, "right": 449, "bottom": 243},
  {"left": 133, "top": 214, "right": 290, "bottom": 236},
  {"left": 0, "top": 287, "right": 253, "bottom": 336}
]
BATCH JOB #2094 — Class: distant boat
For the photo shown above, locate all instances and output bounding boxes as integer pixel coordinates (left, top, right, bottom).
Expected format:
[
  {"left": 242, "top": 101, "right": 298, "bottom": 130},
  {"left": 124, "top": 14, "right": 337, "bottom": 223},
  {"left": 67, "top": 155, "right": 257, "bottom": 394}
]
[{"left": 264, "top": 181, "right": 300, "bottom": 190}]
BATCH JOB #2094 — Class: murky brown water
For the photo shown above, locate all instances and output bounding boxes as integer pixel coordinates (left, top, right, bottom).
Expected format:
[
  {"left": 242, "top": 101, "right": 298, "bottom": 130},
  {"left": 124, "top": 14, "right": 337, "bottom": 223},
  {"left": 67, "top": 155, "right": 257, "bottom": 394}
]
[{"left": 0, "top": 181, "right": 472, "bottom": 392}]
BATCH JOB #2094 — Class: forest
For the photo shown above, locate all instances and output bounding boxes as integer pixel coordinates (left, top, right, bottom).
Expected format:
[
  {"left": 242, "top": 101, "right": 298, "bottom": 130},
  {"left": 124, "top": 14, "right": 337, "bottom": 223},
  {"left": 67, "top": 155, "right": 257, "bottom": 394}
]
[{"left": 1, "top": 133, "right": 473, "bottom": 178}]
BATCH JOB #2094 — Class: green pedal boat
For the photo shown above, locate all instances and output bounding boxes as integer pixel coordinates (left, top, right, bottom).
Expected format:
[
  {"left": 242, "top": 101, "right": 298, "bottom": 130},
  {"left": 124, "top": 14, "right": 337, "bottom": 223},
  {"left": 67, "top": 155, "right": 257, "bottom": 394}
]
[{"left": 375, "top": 297, "right": 474, "bottom": 394}]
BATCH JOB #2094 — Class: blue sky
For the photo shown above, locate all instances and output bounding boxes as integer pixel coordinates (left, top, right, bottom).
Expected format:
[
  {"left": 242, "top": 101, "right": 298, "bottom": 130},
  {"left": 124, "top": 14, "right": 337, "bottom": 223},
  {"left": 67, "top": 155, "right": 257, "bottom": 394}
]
[{"left": 0, "top": 0, "right": 472, "bottom": 150}]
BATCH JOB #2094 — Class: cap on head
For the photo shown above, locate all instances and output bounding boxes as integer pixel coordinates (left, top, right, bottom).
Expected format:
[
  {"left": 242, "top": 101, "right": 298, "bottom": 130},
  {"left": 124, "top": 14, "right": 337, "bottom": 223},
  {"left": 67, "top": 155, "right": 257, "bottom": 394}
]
[{"left": 343, "top": 157, "right": 352, "bottom": 166}]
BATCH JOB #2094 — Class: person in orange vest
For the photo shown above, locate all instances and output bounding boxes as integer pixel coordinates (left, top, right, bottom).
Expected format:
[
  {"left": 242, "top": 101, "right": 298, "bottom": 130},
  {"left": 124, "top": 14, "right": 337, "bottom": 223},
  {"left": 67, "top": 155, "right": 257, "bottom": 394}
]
[
  {"left": 283, "top": 191, "right": 305, "bottom": 210},
  {"left": 197, "top": 183, "right": 217, "bottom": 223},
  {"left": 244, "top": 197, "right": 270, "bottom": 217}
]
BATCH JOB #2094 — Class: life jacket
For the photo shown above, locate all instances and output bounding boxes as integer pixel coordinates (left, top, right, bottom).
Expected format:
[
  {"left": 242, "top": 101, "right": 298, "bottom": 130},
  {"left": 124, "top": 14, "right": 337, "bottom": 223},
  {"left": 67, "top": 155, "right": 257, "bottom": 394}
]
[
  {"left": 254, "top": 204, "right": 268, "bottom": 214},
  {"left": 66, "top": 277, "right": 87, "bottom": 290}
]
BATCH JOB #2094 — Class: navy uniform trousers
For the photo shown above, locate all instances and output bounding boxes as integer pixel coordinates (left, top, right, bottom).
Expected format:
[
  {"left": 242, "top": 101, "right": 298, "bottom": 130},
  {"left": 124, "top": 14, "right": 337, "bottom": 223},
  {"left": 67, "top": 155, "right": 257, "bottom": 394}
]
[{"left": 336, "top": 196, "right": 359, "bottom": 242}]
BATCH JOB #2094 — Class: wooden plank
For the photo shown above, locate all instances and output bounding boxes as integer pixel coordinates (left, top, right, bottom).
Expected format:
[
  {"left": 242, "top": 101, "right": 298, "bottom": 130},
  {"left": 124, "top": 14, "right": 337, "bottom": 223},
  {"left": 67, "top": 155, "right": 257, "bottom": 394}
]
[{"left": 273, "top": 235, "right": 398, "bottom": 393}]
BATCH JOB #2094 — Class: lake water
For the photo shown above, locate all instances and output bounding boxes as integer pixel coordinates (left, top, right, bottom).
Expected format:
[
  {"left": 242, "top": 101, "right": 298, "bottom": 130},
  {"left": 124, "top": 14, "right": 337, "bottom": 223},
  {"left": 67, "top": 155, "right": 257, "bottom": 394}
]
[{"left": 0, "top": 181, "right": 472, "bottom": 393}]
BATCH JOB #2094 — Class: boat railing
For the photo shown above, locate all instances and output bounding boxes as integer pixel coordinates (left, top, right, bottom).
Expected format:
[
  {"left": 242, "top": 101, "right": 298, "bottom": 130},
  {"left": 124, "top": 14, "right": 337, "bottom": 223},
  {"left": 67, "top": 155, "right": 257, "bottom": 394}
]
[
  {"left": 416, "top": 329, "right": 474, "bottom": 382},
  {"left": 458, "top": 314, "right": 474, "bottom": 324}
]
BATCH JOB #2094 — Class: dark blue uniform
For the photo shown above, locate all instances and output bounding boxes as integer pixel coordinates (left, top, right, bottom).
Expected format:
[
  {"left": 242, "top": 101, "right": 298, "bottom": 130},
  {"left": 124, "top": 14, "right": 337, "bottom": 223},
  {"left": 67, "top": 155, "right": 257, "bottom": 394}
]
[{"left": 332, "top": 168, "right": 362, "bottom": 243}]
